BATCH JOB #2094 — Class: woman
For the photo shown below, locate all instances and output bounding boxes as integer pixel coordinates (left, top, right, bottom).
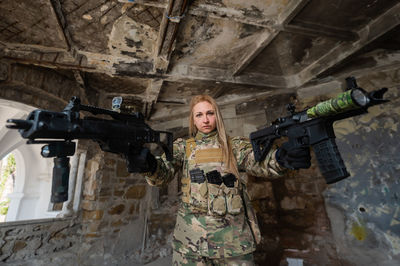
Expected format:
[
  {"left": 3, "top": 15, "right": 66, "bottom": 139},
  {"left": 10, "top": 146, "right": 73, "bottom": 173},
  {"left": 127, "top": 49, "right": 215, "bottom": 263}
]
[{"left": 144, "top": 95, "right": 310, "bottom": 265}]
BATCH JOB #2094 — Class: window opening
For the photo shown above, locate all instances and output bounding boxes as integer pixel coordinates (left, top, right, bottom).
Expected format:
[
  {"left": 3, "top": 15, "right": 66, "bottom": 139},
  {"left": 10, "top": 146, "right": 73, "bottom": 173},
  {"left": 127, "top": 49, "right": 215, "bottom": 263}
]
[
  {"left": 0, "top": 153, "right": 15, "bottom": 222},
  {"left": 0, "top": 100, "right": 86, "bottom": 223}
]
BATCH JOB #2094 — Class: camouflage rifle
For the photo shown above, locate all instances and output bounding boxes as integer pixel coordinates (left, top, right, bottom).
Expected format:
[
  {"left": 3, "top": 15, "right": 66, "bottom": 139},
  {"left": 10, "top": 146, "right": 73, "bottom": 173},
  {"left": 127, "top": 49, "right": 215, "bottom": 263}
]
[
  {"left": 6, "top": 97, "right": 173, "bottom": 203},
  {"left": 250, "top": 77, "right": 389, "bottom": 184}
]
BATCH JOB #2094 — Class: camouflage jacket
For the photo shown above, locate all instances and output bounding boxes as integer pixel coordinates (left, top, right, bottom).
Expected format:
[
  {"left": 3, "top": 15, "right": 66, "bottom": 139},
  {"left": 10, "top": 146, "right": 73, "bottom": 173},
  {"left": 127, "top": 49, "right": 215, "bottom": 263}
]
[{"left": 145, "top": 130, "right": 284, "bottom": 258}]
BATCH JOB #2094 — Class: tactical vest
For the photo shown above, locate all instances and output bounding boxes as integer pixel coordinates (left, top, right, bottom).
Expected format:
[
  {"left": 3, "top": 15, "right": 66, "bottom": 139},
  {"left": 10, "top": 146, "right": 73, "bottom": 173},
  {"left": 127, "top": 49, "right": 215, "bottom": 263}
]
[
  {"left": 182, "top": 138, "right": 220, "bottom": 202},
  {"left": 181, "top": 137, "right": 261, "bottom": 243},
  {"left": 181, "top": 138, "right": 226, "bottom": 208}
]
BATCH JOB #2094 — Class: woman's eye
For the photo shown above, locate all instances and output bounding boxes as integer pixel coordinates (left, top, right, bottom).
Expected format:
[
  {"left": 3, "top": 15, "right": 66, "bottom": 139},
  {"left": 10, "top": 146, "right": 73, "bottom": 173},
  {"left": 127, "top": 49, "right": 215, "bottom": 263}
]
[{"left": 196, "top": 114, "right": 202, "bottom": 118}]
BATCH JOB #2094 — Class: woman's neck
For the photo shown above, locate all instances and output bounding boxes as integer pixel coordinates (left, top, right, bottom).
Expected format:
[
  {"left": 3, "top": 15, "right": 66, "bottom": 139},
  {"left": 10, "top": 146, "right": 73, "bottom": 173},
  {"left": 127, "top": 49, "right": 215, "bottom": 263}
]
[{"left": 194, "top": 129, "right": 218, "bottom": 140}]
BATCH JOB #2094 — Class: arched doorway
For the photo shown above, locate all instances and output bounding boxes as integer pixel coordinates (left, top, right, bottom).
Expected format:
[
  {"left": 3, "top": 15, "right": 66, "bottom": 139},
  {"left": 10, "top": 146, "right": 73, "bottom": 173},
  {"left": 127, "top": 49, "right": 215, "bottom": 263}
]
[{"left": 0, "top": 99, "right": 58, "bottom": 221}]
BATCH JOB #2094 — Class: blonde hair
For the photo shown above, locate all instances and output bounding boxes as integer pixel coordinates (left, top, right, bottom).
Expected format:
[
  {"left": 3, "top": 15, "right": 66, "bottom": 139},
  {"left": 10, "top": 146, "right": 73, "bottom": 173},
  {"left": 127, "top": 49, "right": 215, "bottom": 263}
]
[{"left": 189, "top": 95, "right": 239, "bottom": 177}]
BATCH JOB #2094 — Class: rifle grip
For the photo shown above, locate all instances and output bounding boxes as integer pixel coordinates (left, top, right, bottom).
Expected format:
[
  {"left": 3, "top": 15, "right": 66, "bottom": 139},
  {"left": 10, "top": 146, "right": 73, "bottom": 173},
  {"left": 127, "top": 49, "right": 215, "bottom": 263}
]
[
  {"left": 312, "top": 138, "right": 350, "bottom": 184},
  {"left": 51, "top": 157, "right": 70, "bottom": 203}
]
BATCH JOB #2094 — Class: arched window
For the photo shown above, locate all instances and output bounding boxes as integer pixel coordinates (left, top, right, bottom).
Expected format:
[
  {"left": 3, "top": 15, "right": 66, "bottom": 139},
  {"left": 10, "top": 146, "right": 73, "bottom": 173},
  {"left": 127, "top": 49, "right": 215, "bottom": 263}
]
[{"left": 0, "top": 99, "right": 85, "bottom": 222}]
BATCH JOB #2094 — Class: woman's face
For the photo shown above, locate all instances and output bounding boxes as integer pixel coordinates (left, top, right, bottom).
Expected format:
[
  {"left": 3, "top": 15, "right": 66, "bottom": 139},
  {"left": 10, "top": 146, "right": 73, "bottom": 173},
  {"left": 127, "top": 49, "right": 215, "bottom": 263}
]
[{"left": 193, "top": 101, "right": 216, "bottom": 134}]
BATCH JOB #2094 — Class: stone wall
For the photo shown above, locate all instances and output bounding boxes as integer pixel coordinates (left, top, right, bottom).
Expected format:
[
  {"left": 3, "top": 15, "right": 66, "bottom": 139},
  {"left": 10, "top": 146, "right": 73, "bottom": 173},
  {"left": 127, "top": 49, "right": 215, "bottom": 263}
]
[
  {"left": 0, "top": 60, "right": 399, "bottom": 265},
  {"left": 0, "top": 63, "right": 167, "bottom": 265},
  {"left": 77, "top": 140, "right": 176, "bottom": 265},
  {"left": 322, "top": 72, "right": 400, "bottom": 265},
  {"left": 0, "top": 218, "right": 80, "bottom": 265}
]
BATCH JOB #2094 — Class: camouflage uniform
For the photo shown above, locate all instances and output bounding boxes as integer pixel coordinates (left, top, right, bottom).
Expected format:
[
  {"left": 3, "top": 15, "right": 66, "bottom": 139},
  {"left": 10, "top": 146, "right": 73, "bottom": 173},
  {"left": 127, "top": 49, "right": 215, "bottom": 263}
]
[{"left": 145, "top": 130, "right": 284, "bottom": 264}]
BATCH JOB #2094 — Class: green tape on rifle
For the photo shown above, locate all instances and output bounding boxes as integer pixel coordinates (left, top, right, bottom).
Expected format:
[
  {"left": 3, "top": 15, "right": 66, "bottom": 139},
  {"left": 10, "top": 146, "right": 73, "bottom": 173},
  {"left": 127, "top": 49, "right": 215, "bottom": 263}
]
[{"left": 307, "top": 90, "right": 360, "bottom": 118}]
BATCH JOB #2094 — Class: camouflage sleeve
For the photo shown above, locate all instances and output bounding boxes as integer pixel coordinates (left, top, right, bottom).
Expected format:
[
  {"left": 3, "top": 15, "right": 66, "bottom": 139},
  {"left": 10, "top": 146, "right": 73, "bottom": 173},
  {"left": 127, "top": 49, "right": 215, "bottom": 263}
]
[
  {"left": 144, "top": 138, "right": 185, "bottom": 186},
  {"left": 231, "top": 136, "right": 285, "bottom": 178}
]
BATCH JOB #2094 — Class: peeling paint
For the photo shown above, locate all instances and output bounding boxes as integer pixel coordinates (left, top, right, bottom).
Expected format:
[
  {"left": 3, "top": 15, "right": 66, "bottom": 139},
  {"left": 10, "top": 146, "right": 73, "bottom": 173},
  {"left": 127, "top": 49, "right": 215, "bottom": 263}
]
[
  {"left": 101, "top": 5, "right": 109, "bottom": 12},
  {"left": 384, "top": 231, "right": 400, "bottom": 255},
  {"left": 125, "top": 37, "right": 143, "bottom": 48},
  {"left": 242, "top": 5, "right": 264, "bottom": 19},
  {"left": 82, "top": 14, "right": 93, "bottom": 21},
  {"left": 324, "top": 88, "right": 400, "bottom": 260},
  {"left": 108, "top": 15, "right": 157, "bottom": 60},
  {"left": 121, "top": 3, "right": 131, "bottom": 14},
  {"left": 113, "top": 62, "right": 154, "bottom": 76},
  {"left": 351, "top": 221, "right": 367, "bottom": 241}
]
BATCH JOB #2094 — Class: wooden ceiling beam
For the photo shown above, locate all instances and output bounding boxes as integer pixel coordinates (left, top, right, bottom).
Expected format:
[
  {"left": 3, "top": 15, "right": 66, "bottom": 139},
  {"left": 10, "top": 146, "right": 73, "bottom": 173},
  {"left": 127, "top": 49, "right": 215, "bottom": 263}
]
[
  {"left": 149, "top": 86, "right": 295, "bottom": 122},
  {"left": 1, "top": 43, "right": 297, "bottom": 89},
  {"left": 231, "top": 0, "right": 310, "bottom": 76},
  {"left": 0, "top": 43, "right": 94, "bottom": 71},
  {"left": 117, "top": 0, "right": 168, "bottom": 9},
  {"left": 147, "top": 0, "right": 190, "bottom": 117},
  {"left": 296, "top": 2, "right": 400, "bottom": 87},
  {"left": 1, "top": 48, "right": 294, "bottom": 89},
  {"left": 48, "top": 0, "right": 76, "bottom": 52},
  {"left": 166, "top": 64, "right": 289, "bottom": 88},
  {"left": 283, "top": 20, "right": 358, "bottom": 41},
  {"left": 143, "top": 79, "right": 164, "bottom": 118}
]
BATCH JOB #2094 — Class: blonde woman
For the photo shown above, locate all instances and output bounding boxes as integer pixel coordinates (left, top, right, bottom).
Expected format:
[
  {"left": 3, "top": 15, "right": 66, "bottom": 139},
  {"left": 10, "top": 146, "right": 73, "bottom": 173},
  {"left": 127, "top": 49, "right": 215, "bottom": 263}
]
[{"left": 144, "top": 95, "right": 311, "bottom": 265}]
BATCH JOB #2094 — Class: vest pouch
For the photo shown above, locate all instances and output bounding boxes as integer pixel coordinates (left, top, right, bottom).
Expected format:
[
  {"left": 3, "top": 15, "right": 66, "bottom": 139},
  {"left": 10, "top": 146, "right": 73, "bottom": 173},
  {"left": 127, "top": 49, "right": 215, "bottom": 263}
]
[
  {"left": 225, "top": 187, "right": 243, "bottom": 215},
  {"left": 223, "top": 174, "right": 243, "bottom": 215},
  {"left": 206, "top": 170, "right": 226, "bottom": 216},
  {"left": 207, "top": 183, "right": 226, "bottom": 216},
  {"left": 189, "top": 168, "right": 208, "bottom": 209}
]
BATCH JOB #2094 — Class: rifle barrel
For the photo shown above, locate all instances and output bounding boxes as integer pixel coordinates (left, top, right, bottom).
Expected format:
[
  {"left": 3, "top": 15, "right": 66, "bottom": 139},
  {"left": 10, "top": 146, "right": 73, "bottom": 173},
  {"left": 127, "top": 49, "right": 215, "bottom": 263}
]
[{"left": 6, "top": 119, "right": 33, "bottom": 130}]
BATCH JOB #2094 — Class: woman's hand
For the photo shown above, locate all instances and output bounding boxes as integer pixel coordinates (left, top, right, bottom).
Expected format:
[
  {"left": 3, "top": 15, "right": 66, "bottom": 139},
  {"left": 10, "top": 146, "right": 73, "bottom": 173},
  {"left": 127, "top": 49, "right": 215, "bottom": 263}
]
[{"left": 275, "top": 142, "right": 311, "bottom": 170}]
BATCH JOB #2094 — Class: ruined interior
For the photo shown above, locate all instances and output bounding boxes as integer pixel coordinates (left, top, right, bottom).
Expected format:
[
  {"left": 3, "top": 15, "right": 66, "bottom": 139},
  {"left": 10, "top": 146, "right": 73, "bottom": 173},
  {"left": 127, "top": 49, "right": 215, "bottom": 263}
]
[{"left": 0, "top": 0, "right": 399, "bottom": 265}]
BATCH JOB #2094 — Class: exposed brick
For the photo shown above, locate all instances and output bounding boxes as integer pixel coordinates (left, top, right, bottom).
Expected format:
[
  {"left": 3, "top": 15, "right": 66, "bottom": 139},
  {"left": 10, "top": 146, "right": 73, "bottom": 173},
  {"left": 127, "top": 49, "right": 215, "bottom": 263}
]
[
  {"left": 125, "top": 185, "right": 146, "bottom": 199},
  {"left": 105, "top": 158, "right": 116, "bottom": 169},
  {"left": 82, "top": 210, "right": 104, "bottom": 220},
  {"left": 13, "top": 240, "right": 27, "bottom": 252},
  {"left": 126, "top": 177, "right": 143, "bottom": 185},
  {"left": 117, "top": 160, "right": 130, "bottom": 177},
  {"left": 258, "top": 198, "right": 277, "bottom": 212},
  {"left": 0, "top": 62, "right": 8, "bottom": 81},
  {"left": 84, "top": 194, "right": 96, "bottom": 201},
  {"left": 114, "top": 190, "right": 124, "bottom": 197},
  {"left": 108, "top": 204, "right": 125, "bottom": 215},
  {"left": 102, "top": 174, "right": 111, "bottom": 184},
  {"left": 280, "top": 196, "right": 306, "bottom": 210},
  {"left": 87, "top": 221, "right": 101, "bottom": 233},
  {"left": 99, "top": 186, "right": 112, "bottom": 197},
  {"left": 81, "top": 200, "right": 97, "bottom": 211},
  {"left": 111, "top": 220, "right": 123, "bottom": 227},
  {"left": 247, "top": 181, "right": 273, "bottom": 200},
  {"left": 83, "top": 178, "right": 98, "bottom": 198},
  {"left": 85, "top": 233, "right": 100, "bottom": 238},
  {"left": 129, "top": 203, "right": 136, "bottom": 214}
]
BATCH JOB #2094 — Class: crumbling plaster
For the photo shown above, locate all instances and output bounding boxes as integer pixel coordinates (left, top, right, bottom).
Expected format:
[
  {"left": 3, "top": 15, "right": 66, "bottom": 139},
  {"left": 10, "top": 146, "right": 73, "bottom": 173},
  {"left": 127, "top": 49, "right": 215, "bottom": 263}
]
[{"left": 1, "top": 0, "right": 400, "bottom": 265}]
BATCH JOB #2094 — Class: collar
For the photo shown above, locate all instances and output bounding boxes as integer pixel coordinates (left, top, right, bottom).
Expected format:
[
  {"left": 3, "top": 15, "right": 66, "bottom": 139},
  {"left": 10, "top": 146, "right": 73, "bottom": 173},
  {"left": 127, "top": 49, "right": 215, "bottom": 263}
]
[{"left": 194, "top": 130, "right": 218, "bottom": 140}]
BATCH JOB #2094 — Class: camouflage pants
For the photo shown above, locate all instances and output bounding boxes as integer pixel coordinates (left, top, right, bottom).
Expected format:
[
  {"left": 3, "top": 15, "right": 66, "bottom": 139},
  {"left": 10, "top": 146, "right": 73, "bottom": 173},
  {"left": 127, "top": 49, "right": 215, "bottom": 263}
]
[{"left": 172, "top": 250, "right": 254, "bottom": 266}]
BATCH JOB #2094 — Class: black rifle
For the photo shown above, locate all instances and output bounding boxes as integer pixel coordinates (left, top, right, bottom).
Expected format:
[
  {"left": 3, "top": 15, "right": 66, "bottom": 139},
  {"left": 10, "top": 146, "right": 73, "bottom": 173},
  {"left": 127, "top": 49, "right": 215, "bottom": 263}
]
[
  {"left": 6, "top": 97, "right": 173, "bottom": 203},
  {"left": 250, "top": 77, "right": 389, "bottom": 184}
]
